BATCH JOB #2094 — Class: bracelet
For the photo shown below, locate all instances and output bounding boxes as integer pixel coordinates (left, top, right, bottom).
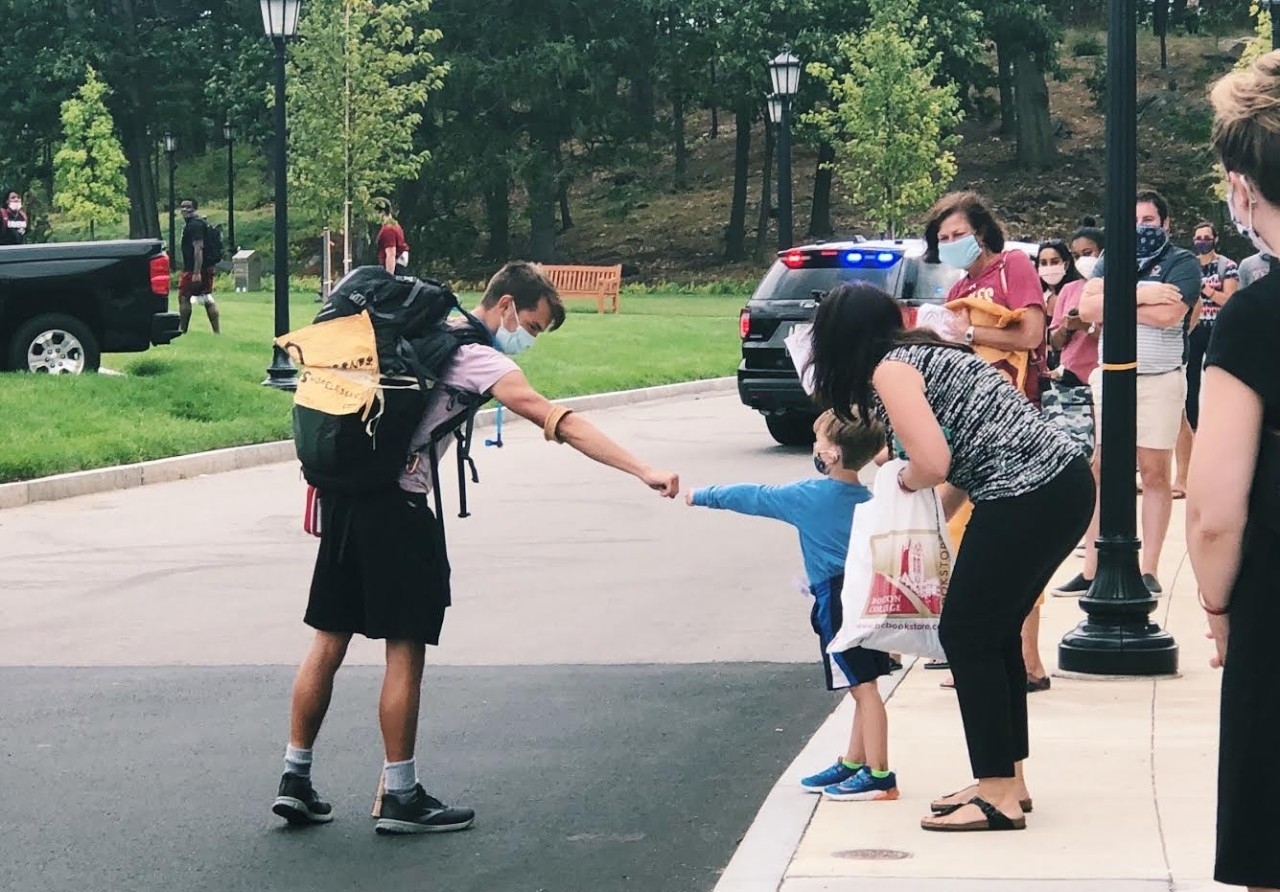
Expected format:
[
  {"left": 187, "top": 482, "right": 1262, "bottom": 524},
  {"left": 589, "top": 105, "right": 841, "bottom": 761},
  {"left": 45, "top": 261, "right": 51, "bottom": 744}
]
[
  {"left": 1199, "top": 591, "right": 1230, "bottom": 616},
  {"left": 897, "top": 466, "right": 916, "bottom": 493}
]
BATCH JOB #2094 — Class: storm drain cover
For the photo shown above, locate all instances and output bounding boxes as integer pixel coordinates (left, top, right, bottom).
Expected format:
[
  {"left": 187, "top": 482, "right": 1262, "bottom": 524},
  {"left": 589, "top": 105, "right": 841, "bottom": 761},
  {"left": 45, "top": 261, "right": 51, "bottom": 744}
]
[{"left": 834, "top": 848, "right": 913, "bottom": 861}]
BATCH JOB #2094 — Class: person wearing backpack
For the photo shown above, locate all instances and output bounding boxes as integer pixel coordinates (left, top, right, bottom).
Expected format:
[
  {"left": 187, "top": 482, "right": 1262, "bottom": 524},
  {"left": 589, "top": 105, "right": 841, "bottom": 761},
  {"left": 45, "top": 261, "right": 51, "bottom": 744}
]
[
  {"left": 272, "top": 261, "right": 681, "bottom": 836},
  {"left": 178, "top": 198, "right": 221, "bottom": 334}
]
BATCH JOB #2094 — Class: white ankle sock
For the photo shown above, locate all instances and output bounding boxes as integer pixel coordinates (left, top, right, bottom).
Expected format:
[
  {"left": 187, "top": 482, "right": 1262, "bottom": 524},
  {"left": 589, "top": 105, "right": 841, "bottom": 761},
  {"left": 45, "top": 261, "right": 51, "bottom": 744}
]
[
  {"left": 285, "top": 744, "right": 313, "bottom": 778},
  {"left": 383, "top": 758, "right": 417, "bottom": 797}
]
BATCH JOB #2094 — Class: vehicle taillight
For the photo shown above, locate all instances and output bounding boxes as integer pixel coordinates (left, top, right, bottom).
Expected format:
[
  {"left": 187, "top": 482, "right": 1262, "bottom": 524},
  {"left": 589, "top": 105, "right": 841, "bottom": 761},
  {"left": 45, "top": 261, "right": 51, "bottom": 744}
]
[
  {"left": 739, "top": 308, "right": 751, "bottom": 339},
  {"left": 781, "top": 250, "right": 807, "bottom": 269},
  {"left": 150, "top": 254, "right": 170, "bottom": 296}
]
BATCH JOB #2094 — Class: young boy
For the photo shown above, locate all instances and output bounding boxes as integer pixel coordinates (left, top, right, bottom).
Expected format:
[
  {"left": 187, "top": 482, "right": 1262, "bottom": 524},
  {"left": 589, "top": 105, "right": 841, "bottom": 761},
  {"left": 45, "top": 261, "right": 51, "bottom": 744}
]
[{"left": 685, "top": 410, "right": 898, "bottom": 801}]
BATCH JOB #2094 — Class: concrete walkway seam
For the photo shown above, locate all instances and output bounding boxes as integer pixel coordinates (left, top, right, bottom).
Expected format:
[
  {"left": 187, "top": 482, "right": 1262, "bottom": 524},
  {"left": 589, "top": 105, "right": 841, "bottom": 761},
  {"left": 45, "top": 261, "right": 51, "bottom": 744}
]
[
  {"left": 711, "top": 658, "right": 918, "bottom": 892},
  {"left": 0, "top": 377, "right": 737, "bottom": 511}
]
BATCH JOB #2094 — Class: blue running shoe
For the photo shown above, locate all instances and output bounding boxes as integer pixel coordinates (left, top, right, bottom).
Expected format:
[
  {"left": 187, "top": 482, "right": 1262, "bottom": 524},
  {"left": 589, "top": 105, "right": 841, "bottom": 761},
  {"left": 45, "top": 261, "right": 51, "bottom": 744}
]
[
  {"left": 800, "top": 759, "right": 861, "bottom": 792},
  {"left": 824, "top": 769, "right": 899, "bottom": 801}
]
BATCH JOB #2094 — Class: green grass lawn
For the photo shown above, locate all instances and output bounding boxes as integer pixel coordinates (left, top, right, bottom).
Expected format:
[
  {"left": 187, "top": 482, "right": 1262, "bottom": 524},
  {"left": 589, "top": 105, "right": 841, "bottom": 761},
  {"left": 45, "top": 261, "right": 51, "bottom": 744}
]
[{"left": 0, "top": 288, "right": 746, "bottom": 483}]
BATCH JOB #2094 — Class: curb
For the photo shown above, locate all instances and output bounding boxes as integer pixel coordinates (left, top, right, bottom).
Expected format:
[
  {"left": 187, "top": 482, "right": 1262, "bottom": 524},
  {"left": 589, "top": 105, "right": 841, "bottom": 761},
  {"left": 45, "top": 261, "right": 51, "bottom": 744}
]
[
  {"left": 711, "top": 658, "right": 917, "bottom": 892},
  {"left": 0, "top": 376, "right": 737, "bottom": 511}
]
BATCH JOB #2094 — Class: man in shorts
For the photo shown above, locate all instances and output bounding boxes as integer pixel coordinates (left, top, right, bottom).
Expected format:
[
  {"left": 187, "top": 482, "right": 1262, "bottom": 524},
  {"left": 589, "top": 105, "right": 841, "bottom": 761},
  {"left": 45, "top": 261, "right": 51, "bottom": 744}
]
[
  {"left": 272, "top": 262, "right": 680, "bottom": 835},
  {"left": 1076, "top": 190, "right": 1200, "bottom": 594},
  {"left": 178, "top": 199, "right": 220, "bottom": 334}
]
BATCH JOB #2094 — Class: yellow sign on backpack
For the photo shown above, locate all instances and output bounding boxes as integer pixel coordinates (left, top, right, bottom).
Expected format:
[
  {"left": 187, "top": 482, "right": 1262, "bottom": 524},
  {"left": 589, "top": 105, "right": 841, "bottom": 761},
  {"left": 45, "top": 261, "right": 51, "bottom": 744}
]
[{"left": 275, "top": 311, "right": 381, "bottom": 418}]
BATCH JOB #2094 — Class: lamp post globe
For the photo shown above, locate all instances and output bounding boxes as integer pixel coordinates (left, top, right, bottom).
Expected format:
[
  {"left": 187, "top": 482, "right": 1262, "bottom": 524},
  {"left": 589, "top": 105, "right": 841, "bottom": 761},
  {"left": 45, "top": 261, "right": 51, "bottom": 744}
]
[
  {"left": 261, "top": 0, "right": 302, "bottom": 390},
  {"left": 767, "top": 50, "right": 800, "bottom": 253},
  {"left": 766, "top": 93, "right": 783, "bottom": 127}
]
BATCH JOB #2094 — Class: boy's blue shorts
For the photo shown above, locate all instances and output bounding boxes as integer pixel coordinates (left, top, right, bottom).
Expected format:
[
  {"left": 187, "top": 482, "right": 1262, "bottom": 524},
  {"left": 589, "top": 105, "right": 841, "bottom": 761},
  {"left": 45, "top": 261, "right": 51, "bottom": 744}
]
[{"left": 810, "top": 574, "right": 895, "bottom": 691}]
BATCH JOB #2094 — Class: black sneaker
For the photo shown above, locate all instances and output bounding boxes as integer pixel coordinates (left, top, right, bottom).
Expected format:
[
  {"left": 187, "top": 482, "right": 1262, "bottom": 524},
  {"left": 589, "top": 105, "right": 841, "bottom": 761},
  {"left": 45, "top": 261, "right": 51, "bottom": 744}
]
[
  {"left": 375, "top": 785, "right": 475, "bottom": 835},
  {"left": 272, "top": 772, "right": 334, "bottom": 825},
  {"left": 1053, "top": 573, "right": 1093, "bottom": 597},
  {"left": 1143, "top": 574, "right": 1163, "bottom": 595}
]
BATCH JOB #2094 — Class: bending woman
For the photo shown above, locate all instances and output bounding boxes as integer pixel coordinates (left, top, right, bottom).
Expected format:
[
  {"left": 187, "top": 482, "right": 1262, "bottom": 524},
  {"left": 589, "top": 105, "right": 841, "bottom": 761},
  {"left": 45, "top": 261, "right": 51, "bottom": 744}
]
[{"left": 809, "top": 282, "right": 1093, "bottom": 833}]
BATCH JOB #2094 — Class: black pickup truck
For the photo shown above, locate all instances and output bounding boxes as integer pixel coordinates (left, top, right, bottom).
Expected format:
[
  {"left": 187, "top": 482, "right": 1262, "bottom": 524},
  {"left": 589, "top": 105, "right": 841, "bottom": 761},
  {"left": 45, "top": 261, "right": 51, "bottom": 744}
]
[{"left": 0, "top": 239, "right": 183, "bottom": 374}]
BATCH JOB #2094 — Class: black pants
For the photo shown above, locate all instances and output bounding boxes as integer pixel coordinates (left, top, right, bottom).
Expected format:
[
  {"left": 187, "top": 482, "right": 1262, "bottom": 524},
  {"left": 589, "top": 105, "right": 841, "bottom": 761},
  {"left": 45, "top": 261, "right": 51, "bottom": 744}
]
[
  {"left": 939, "top": 457, "right": 1094, "bottom": 778},
  {"left": 1186, "top": 322, "right": 1212, "bottom": 430}
]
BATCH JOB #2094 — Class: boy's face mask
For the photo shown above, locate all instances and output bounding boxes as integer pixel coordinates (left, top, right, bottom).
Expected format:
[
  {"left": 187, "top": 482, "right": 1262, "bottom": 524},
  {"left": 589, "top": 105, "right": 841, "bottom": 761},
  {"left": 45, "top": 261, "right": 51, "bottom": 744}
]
[
  {"left": 812, "top": 446, "right": 842, "bottom": 476},
  {"left": 494, "top": 303, "right": 536, "bottom": 356}
]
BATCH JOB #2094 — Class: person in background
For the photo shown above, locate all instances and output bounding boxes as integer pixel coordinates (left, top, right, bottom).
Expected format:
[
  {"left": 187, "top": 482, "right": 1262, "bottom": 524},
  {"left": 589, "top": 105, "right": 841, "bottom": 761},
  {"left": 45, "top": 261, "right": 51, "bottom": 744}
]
[
  {"left": 924, "top": 192, "right": 1054, "bottom": 694},
  {"left": 178, "top": 199, "right": 220, "bottom": 334},
  {"left": 374, "top": 199, "right": 409, "bottom": 276},
  {"left": 1186, "top": 49, "right": 1280, "bottom": 892},
  {"left": 687, "top": 410, "right": 902, "bottom": 803},
  {"left": 1238, "top": 250, "right": 1278, "bottom": 287},
  {"left": 0, "top": 190, "right": 29, "bottom": 245},
  {"left": 1068, "top": 220, "right": 1105, "bottom": 278},
  {"left": 1174, "top": 222, "right": 1238, "bottom": 499},
  {"left": 1073, "top": 190, "right": 1199, "bottom": 597},
  {"left": 810, "top": 282, "right": 1092, "bottom": 833},
  {"left": 1036, "top": 238, "right": 1084, "bottom": 379}
]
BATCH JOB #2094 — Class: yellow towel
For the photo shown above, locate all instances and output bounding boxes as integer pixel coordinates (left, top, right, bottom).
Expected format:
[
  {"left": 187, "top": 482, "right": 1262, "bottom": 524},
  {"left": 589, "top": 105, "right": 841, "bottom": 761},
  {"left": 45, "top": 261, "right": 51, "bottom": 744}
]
[{"left": 943, "top": 296, "right": 1030, "bottom": 394}]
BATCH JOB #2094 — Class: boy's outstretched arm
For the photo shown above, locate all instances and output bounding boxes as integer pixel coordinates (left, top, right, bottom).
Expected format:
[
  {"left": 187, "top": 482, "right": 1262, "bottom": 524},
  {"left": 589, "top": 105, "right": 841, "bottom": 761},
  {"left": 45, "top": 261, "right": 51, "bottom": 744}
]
[
  {"left": 686, "top": 481, "right": 808, "bottom": 524},
  {"left": 491, "top": 370, "right": 679, "bottom": 497}
]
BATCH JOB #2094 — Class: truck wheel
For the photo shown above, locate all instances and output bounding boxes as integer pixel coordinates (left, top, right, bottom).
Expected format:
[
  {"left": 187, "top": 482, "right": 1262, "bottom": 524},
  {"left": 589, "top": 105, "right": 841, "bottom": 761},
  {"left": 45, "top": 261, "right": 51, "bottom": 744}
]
[
  {"left": 8, "top": 314, "right": 101, "bottom": 375},
  {"left": 765, "top": 412, "right": 816, "bottom": 447}
]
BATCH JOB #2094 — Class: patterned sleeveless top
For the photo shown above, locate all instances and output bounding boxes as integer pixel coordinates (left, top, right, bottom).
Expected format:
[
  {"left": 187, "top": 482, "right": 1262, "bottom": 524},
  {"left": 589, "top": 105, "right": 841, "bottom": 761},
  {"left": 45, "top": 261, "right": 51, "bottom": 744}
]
[{"left": 873, "top": 344, "right": 1082, "bottom": 501}]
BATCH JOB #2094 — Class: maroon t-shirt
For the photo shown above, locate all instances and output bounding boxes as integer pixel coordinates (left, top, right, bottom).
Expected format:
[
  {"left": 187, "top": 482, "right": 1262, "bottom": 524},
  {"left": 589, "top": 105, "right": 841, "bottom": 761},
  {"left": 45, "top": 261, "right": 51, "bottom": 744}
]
[
  {"left": 376, "top": 221, "right": 408, "bottom": 268},
  {"left": 945, "top": 250, "right": 1047, "bottom": 403}
]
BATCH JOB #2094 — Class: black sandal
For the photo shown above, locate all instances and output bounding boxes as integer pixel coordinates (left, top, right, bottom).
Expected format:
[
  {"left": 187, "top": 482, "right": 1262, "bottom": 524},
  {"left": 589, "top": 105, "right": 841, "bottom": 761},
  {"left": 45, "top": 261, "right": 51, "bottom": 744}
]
[
  {"left": 921, "top": 796, "right": 1026, "bottom": 832},
  {"left": 931, "top": 788, "right": 1033, "bottom": 815}
]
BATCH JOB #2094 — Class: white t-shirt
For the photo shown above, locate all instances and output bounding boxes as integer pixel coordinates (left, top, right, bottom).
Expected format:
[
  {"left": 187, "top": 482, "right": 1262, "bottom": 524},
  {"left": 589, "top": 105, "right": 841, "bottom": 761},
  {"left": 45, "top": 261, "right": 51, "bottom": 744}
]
[{"left": 398, "top": 343, "right": 519, "bottom": 495}]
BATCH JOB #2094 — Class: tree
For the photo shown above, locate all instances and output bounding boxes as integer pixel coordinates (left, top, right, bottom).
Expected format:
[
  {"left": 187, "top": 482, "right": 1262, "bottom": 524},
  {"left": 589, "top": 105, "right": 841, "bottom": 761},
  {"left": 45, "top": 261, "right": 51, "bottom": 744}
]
[
  {"left": 287, "top": 0, "right": 445, "bottom": 253},
  {"left": 53, "top": 67, "right": 130, "bottom": 239},
  {"left": 976, "top": 0, "right": 1059, "bottom": 169},
  {"left": 1237, "top": 0, "right": 1275, "bottom": 68},
  {"left": 806, "top": 0, "right": 961, "bottom": 237}
]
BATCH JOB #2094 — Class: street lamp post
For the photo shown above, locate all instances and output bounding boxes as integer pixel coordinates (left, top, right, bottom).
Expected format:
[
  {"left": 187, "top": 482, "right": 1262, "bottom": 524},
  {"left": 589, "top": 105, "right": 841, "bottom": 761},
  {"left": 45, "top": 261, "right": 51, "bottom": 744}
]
[
  {"left": 164, "top": 132, "right": 177, "bottom": 266},
  {"left": 223, "top": 119, "right": 236, "bottom": 254},
  {"left": 764, "top": 93, "right": 782, "bottom": 243},
  {"left": 768, "top": 50, "right": 801, "bottom": 253},
  {"left": 1058, "top": 0, "right": 1178, "bottom": 676},
  {"left": 1271, "top": 0, "right": 1280, "bottom": 51},
  {"left": 261, "top": 0, "right": 302, "bottom": 391}
]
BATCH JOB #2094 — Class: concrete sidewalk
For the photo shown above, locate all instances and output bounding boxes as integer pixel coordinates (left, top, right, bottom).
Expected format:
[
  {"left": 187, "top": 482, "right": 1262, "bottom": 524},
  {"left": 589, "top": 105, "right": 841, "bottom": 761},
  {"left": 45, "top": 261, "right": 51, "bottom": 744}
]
[{"left": 720, "top": 501, "right": 1225, "bottom": 892}]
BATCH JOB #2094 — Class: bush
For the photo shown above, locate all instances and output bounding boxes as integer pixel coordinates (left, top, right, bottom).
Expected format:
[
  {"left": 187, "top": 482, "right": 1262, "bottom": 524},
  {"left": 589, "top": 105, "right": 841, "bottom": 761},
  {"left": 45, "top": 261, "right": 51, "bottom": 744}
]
[
  {"left": 1072, "top": 34, "right": 1105, "bottom": 57},
  {"left": 1085, "top": 57, "right": 1108, "bottom": 110}
]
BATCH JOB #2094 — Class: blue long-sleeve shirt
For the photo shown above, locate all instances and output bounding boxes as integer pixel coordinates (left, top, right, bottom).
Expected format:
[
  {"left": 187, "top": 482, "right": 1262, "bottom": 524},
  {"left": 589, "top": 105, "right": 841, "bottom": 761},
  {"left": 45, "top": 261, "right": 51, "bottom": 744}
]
[{"left": 691, "top": 477, "right": 872, "bottom": 587}]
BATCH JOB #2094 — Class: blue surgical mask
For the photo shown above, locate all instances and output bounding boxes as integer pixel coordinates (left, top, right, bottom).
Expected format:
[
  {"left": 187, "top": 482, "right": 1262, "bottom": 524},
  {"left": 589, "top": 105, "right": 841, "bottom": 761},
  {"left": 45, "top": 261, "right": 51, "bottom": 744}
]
[
  {"left": 1136, "top": 224, "right": 1169, "bottom": 262},
  {"left": 937, "top": 234, "right": 981, "bottom": 271},
  {"left": 494, "top": 305, "right": 536, "bottom": 356}
]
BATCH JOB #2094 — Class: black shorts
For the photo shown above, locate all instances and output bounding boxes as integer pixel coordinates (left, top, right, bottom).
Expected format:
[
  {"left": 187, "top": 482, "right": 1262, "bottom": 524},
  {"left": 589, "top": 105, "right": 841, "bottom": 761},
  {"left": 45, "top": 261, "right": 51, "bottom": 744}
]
[
  {"left": 305, "top": 489, "right": 451, "bottom": 643},
  {"left": 810, "top": 574, "right": 895, "bottom": 691}
]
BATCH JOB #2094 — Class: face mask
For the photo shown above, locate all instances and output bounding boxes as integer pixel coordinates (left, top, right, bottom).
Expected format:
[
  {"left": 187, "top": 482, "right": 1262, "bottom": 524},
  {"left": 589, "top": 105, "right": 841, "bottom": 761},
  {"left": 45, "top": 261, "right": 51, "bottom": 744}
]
[
  {"left": 812, "top": 448, "right": 841, "bottom": 476},
  {"left": 493, "top": 304, "right": 536, "bottom": 356},
  {"left": 1193, "top": 239, "right": 1215, "bottom": 256},
  {"left": 1039, "top": 263, "right": 1066, "bottom": 286},
  {"left": 1136, "top": 224, "right": 1169, "bottom": 262},
  {"left": 937, "top": 234, "right": 982, "bottom": 271},
  {"left": 1074, "top": 255, "right": 1099, "bottom": 278},
  {"left": 8, "top": 200, "right": 20, "bottom": 212},
  {"left": 1227, "top": 177, "right": 1278, "bottom": 259}
]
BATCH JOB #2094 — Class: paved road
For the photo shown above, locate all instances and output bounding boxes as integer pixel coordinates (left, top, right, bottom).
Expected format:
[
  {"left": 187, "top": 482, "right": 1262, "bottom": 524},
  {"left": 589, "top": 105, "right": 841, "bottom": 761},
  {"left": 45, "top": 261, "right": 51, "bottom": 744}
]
[{"left": 0, "top": 393, "right": 843, "bottom": 892}]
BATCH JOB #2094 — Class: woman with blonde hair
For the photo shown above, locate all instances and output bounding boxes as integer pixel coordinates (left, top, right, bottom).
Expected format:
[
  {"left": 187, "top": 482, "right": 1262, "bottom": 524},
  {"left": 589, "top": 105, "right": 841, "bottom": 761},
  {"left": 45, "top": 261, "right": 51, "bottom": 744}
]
[{"left": 1186, "top": 50, "right": 1280, "bottom": 892}]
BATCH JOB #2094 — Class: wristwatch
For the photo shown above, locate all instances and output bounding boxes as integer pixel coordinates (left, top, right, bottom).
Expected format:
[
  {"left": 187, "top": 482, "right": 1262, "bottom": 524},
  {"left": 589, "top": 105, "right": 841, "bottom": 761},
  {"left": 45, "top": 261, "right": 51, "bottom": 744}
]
[{"left": 963, "top": 325, "right": 975, "bottom": 345}]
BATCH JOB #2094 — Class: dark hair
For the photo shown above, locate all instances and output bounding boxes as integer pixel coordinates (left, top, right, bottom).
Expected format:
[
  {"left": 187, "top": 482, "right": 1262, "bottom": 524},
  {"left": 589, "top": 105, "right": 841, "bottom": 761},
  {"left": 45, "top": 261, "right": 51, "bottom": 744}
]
[
  {"left": 181, "top": 197, "right": 198, "bottom": 210},
  {"left": 923, "top": 191, "right": 1006, "bottom": 262},
  {"left": 809, "top": 282, "right": 967, "bottom": 425},
  {"left": 1193, "top": 220, "right": 1217, "bottom": 238},
  {"left": 373, "top": 198, "right": 393, "bottom": 215},
  {"left": 1035, "top": 238, "right": 1083, "bottom": 293},
  {"left": 5, "top": 190, "right": 19, "bottom": 202},
  {"left": 1069, "top": 219, "right": 1105, "bottom": 253},
  {"left": 481, "top": 261, "right": 567, "bottom": 331},
  {"left": 1135, "top": 188, "right": 1170, "bottom": 222}
]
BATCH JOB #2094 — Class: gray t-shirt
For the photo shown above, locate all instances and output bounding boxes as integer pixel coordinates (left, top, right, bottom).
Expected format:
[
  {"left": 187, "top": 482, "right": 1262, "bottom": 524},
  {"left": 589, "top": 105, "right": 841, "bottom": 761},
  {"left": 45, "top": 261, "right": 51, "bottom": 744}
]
[
  {"left": 1238, "top": 252, "right": 1279, "bottom": 288},
  {"left": 1093, "top": 246, "right": 1200, "bottom": 375}
]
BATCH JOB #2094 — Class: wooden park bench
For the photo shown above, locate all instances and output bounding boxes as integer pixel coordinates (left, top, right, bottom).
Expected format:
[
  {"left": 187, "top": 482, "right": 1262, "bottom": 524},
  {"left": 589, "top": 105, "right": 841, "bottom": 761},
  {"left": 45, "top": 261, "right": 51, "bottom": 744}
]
[{"left": 543, "top": 264, "right": 623, "bottom": 314}]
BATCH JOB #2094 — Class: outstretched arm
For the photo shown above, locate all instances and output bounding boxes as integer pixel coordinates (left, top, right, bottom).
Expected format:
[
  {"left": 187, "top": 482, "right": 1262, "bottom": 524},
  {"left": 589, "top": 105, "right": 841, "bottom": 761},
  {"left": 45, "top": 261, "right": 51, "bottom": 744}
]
[
  {"left": 687, "top": 482, "right": 807, "bottom": 525},
  {"left": 492, "top": 369, "right": 679, "bottom": 497}
]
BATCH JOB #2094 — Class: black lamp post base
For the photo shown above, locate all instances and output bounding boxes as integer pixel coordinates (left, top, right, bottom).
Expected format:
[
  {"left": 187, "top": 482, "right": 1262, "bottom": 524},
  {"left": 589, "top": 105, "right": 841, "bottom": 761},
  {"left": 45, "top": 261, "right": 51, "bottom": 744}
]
[
  {"left": 1059, "top": 621, "right": 1179, "bottom": 676},
  {"left": 1057, "top": 536, "right": 1179, "bottom": 676},
  {"left": 263, "top": 346, "right": 298, "bottom": 391}
]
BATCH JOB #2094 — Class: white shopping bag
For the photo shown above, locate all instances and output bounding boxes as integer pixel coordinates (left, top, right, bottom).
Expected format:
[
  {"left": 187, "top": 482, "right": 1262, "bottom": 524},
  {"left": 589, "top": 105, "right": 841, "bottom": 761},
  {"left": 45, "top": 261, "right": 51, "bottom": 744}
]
[
  {"left": 827, "top": 460, "right": 954, "bottom": 660},
  {"left": 784, "top": 323, "right": 815, "bottom": 395}
]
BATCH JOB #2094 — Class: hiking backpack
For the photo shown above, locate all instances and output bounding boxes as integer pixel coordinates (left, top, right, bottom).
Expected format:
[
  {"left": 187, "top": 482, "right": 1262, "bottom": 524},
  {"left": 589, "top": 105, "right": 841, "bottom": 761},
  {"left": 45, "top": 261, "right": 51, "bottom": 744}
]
[
  {"left": 202, "top": 219, "right": 225, "bottom": 265},
  {"left": 291, "top": 266, "right": 493, "bottom": 525}
]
